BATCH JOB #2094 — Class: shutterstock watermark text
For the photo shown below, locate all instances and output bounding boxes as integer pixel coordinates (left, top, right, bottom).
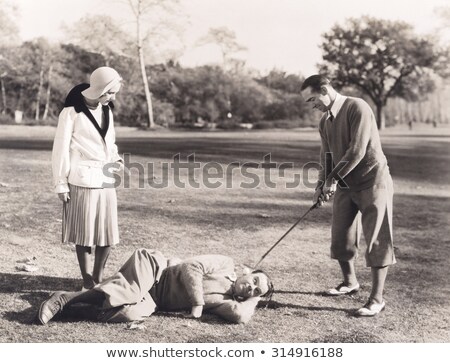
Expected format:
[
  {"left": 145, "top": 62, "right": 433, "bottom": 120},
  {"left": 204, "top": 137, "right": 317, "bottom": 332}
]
[{"left": 102, "top": 153, "right": 347, "bottom": 190}]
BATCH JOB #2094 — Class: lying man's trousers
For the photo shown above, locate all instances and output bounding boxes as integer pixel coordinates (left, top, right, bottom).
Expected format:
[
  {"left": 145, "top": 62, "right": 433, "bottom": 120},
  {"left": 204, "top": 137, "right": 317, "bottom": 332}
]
[{"left": 93, "top": 249, "right": 168, "bottom": 323}]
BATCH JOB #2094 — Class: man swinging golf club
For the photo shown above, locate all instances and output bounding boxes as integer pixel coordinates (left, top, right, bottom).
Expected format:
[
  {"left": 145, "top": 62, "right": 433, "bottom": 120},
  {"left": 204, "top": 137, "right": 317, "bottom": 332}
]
[{"left": 301, "top": 75, "right": 396, "bottom": 317}]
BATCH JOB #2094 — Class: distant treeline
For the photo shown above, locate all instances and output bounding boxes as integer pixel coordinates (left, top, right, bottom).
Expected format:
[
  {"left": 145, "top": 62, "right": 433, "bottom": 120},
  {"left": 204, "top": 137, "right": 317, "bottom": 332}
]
[{"left": 0, "top": 40, "right": 317, "bottom": 129}]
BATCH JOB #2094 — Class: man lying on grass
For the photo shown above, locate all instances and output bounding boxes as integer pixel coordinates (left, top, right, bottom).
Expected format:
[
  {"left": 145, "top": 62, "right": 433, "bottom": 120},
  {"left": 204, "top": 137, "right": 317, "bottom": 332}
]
[{"left": 37, "top": 248, "right": 274, "bottom": 325}]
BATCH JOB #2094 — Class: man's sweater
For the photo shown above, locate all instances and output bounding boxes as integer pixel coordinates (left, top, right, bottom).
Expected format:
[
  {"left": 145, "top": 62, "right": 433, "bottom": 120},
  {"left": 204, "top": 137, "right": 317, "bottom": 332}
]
[
  {"left": 318, "top": 97, "right": 389, "bottom": 191},
  {"left": 151, "top": 254, "right": 259, "bottom": 323}
]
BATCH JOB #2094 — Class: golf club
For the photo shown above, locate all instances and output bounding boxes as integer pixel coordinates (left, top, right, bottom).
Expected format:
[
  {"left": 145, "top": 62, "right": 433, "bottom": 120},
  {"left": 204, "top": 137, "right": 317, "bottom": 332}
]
[{"left": 253, "top": 201, "right": 320, "bottom": 269}]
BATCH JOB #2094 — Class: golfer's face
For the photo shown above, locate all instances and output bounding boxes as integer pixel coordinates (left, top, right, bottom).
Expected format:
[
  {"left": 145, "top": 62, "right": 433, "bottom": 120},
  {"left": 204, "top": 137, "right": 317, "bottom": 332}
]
[
  {"left": 234, "top": 272, "right": 269, "bottom": 299},
  {"left": 301, "top": 87, "right": 330, "bottom": 113}
]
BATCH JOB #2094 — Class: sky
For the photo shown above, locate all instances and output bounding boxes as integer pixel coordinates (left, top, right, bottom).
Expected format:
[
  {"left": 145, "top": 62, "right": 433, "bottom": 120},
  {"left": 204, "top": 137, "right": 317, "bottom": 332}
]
[{"left": 12, "top": 0, "right": 450, "bottom": 76}]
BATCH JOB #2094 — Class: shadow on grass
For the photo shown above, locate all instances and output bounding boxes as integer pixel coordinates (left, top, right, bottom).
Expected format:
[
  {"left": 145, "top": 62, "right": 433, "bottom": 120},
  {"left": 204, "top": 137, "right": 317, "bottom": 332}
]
[
  {"left": 117, "top": 137, "right": 320, "bottom": 166},
  {"left": 0, "top": 139, "right": 53, "bottom": 151},
  {"left": 3, "top": 305, "right": 40, "bottom": 325},
  {"left": 0, "top": 137, "right": 319, "bottom": 165},
  {"left": 118, "top": 197, "right": 332, "bottom": 232},
  {"left": 311, "top": 331, "right": 384, "bottom": 343},
  {"left": 0, "top": 272, "right": 81, "bottom": 293},
  {"left": 274, "top": 289, "right": 325, "bottom": 296},
  {"left": 383, "top": 133, "right": 450, "bottom": 138},
  {"left": 154, "top": 311, "right": 238, "bottom": 327},
  {"left": 264, "top": 299, "right": 352, "bottom": 314},
  {"left": 1, "top": 273, "right": 82, "bottom": 324}
]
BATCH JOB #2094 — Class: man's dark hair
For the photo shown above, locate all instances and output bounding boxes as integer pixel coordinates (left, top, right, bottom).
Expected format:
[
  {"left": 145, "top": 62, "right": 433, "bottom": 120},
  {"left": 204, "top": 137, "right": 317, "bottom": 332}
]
[
  {"left": 252, "top": 269, "right": 274, "bottom": 301},
  {"left": 301, "top": 74, "right": 331, "bottom": 92}
]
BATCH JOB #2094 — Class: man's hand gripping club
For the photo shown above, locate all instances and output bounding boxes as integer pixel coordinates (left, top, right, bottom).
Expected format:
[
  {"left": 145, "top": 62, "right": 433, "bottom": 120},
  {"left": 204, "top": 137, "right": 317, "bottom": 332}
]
[{"left": 313, "top": 180, "right": 337, "bottom": 207}]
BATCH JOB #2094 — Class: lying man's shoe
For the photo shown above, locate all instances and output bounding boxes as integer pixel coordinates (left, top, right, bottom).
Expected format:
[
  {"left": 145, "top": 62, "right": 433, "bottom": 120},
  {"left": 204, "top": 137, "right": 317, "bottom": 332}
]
[
  {"left": 37, "top": 292, "right": 66, "bottom": 325},
  {"left": 355, "top": 299, "right": 385, "bottom": 317},
  {"left": 325, "top": 282, "right": 360, "bottom": 296}
]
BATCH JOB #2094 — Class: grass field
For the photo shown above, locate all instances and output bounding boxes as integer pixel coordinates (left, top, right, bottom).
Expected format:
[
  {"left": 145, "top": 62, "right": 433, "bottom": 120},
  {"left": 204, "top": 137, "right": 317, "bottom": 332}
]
[{"left": 0, "top": 124, "right": 449, "bottom": 343}]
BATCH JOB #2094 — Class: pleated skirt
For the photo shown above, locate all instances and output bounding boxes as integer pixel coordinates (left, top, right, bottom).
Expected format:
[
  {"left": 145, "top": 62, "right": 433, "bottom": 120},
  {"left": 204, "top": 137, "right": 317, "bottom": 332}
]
[{"left": 62, "top": 184, "right": 119, "bottom": 247}]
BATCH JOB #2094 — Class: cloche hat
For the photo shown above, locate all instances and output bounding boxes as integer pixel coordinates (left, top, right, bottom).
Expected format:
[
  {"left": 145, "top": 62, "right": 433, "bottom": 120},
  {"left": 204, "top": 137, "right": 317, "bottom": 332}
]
[{"left": 81, "top": 67, "right": 122, "bottom": 99}]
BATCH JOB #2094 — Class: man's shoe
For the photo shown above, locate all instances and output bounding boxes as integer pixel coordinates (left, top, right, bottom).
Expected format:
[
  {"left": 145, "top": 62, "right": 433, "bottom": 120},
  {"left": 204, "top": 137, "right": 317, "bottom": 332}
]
[
  {"left": 37, "top": 292, "right": 66, "bottom": 325},
  {"left": 355, "top": 299, "right": 385, "bottom": 317},
  {"left": 325, "top": 282, "right": 360, "bottom": 296}
]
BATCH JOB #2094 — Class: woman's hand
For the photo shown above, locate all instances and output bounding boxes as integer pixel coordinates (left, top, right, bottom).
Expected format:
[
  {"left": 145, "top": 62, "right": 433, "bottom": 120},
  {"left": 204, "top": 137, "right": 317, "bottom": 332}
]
[
  {"left": 58, "top": 192, "right": 70, "bottom": 202},
  {"left": 110, "top": 160, "right": 131, "bottom": 176}
]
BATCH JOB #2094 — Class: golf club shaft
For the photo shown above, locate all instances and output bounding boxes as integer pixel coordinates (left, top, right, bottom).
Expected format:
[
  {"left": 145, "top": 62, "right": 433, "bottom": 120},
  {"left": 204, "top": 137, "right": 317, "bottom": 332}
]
[{"left": 254, "top": 202, "right": 318, "bottom": 268}]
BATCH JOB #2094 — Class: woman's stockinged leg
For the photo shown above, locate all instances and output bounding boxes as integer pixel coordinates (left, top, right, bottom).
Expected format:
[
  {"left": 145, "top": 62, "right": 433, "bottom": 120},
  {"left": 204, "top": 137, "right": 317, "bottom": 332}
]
[
  {"left": 76, "top": 245, "right": 95, "bottom": 289},
  {"left": 93, "top": 246, "right": 111, "bottom": 284}
]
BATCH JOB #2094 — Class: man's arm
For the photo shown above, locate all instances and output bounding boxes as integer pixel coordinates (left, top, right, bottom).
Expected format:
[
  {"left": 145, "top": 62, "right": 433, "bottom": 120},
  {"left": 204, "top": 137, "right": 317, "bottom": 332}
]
[
  {"left": 52, "top": 108, "right": 74, "bottom": 195},
  {"left": 178, "top": 262, "right": 206, "bottom": 311},
  {"left": 186, "top": 305, "right": 203, "bottom": 318},
  {"left": 316, "top": 118, "right": 332, "bottom": 190},
  {"left": 314, "top": 118, "right": 335, "bottom": 205},
  {"left": 179, "top": 255, "right": 235, "bottom": 318},
  {"left": 207, "top": 297, "right": 261, "bottom": 324}
]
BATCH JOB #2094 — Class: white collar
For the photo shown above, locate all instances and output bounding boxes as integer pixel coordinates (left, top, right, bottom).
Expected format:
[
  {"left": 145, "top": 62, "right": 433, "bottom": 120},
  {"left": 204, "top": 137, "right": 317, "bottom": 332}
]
[{"left": 328, "top": 92, "right": 347, "bottom": 120}]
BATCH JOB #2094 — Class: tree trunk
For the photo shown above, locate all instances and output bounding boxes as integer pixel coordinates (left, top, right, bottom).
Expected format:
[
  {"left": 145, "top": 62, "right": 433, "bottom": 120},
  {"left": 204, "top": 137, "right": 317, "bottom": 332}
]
[
  {"left": 0, "top": 76, "right": 6, "bottom": 115},
  {"left": 138, "top": 47, "right": 154, "bottom": 128},
  {"left": 35, "top": 63, "right": 45, "bottom": 120},
  {"left": 417, "top": 100, "right": 424, "bottom": 123},
  {"left": 375, "top": 103, "right": 385, "bottom": 130},
  {"left": 436, "top": 90, "right": 442, "bottom": 124},
  {"left": 43, "top": 65, "right": 53, "bottom": 121},
  {"left": 17, "top": 87, "right": 23, "bottom": 111},
  {"left": 136, "top": 1, "right": 154, "bottom": 129}
]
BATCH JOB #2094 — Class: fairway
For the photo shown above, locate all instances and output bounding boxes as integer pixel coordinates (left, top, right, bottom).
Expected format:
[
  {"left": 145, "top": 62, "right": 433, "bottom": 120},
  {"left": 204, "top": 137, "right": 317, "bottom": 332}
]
[{"left": 0, "top": 125, "right": 449, "bottom": 343}]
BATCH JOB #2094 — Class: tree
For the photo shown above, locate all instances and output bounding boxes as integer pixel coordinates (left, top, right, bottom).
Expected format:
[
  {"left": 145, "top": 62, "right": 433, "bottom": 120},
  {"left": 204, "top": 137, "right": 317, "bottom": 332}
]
[
  {"left": 258, "top": 69, "right": 304, "bottom": 94},
  {"left": 257, "top": 70, "right": 308, "bottom": 121},
  {"left": 1, "top": 42, "right": 101, "bottom": 121},
  {"left": 433, "top": 6, "right": 450, "bottom": 79},
  {"left": 147, "top": 64, "right": 280, "bottom": 126},
  {"left": 318, "top": 16, "right": 448, "bottom": 129},
  {"left": 153, "top": 65, "right": 234, "bottom": 124},
  {"left": 63, "top": 15, "right": 134, "bottom": 65},
  {"left": 434, "top": 6, "right": 450, "bottom": 36},
  {"left": 127, "top": 0, "right": 154, "bottom": 128},
  {"left": 196, "top": 27, "right": 247, "bottom": 72},
  {"left": 0, "top": 0, "right": 20, "bottom": 114},
  {"left": 65, "top": 1, "right": 185, "bottom": 128},
  {"left": 16, "top": 38, "right": 61, "bottom": 121},
  {"left": 41, "top": 44, "right": 68, "bottom": 121},
  {"left": 124, "top": 0, "right": 183, "bottom": 128},
  {"left": 42, "top": 64, "right": 53, "bottom": 120},
  {"left": 0, "top": 0, "right": 20, "bottom": 46},
  {"left": 5, "top": 39, "right": 54, "bottom": 119}
]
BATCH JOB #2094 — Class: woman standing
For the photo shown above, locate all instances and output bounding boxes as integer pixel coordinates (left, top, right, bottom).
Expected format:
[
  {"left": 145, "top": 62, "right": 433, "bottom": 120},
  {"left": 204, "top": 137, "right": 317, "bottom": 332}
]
[{"left": 52, "top": 66, "right": 123, "bottom": 290}]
